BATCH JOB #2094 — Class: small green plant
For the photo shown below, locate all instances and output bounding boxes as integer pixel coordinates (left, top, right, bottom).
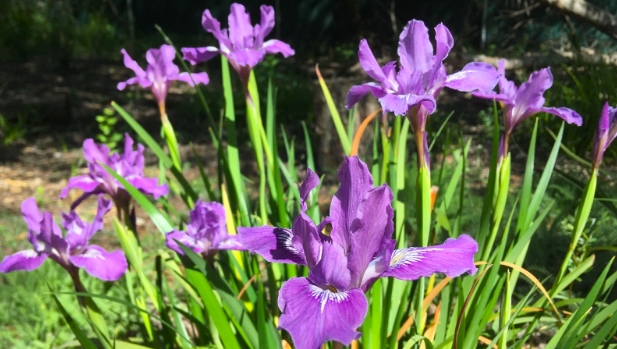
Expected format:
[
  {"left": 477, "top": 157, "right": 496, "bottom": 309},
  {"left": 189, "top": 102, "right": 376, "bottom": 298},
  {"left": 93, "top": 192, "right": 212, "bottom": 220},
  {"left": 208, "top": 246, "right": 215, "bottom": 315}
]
[
  {"left": 95, "top": 108, "right": 123, "bottom": 151},
  {"left": 34, "top": 186, "right": 46, "bottom": 207},
  {"left": 0, "top": 113, "right": 27, "bottom": 145}
]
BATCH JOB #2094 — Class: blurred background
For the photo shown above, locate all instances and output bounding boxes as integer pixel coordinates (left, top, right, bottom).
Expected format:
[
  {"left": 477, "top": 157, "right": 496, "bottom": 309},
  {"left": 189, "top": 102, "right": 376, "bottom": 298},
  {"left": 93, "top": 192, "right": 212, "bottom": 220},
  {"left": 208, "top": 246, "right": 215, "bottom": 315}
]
[
  {"left": 2, "top": 0, "right": 617, "bottom": 153},
  {"left": 1, "top": 0, "right": 617, "bottom": 347}
]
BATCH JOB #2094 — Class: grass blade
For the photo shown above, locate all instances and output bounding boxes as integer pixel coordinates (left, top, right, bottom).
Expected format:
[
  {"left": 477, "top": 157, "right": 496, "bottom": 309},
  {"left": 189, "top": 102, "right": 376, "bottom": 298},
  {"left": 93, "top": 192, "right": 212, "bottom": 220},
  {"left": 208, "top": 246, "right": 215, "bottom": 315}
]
[
  {"left": 315, "top": 65, "right": 350, "bottom": 154},
  {"left": 48, "top": 284, "right": 100, "bottom": 349}
]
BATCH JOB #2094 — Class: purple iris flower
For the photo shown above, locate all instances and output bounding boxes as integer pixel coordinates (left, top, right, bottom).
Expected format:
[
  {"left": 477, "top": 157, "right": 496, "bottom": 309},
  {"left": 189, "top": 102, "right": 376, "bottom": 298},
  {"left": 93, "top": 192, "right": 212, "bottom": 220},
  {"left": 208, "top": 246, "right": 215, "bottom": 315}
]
[
  {"left": 238, "top": 156, "right": 478, "bottom": 349},
  {"left": 60, "top": 133, "right": 168, "bottom": 211},
  {"left": 472, "top": 59, "right": 582, "bottom": 153},
  {"left": 592, "top": 102, "right": 617, "bottom": 170},
  {"left": 346, "top": 20, "right": 499, "bottom": 120},
  {"left": 117, "top": 44, "right": 209, "bottom": 114},
  {"left": 346, "top": 20, "right": 498, "bottom": 168},
  {"left": 0, "top": 197, "right": 127, "bottom": 281},
  {"left": 182, "top": 3, "right": 295, "bottom": 84},
  {"left": 165, "top": 199, "right": 245, "bottom": 259}
]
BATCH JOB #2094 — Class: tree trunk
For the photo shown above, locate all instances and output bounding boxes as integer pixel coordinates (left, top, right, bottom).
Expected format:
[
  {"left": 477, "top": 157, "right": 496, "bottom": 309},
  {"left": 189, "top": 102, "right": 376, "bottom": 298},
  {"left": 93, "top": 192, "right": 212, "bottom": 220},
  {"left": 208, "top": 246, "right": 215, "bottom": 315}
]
[
  {"left": 460, "top": 48, "right": 617, "bottom": 69},
  {"left": 538, "top": 0, "right": 617, "bottom": 40}
]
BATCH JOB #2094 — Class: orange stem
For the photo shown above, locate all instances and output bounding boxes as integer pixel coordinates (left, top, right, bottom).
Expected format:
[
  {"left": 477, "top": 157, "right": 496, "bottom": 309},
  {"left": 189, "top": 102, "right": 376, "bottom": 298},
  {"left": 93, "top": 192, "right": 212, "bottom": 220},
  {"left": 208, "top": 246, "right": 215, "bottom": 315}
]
[{"left": 349, "top": 108, "right": 382, "bottom": 157}]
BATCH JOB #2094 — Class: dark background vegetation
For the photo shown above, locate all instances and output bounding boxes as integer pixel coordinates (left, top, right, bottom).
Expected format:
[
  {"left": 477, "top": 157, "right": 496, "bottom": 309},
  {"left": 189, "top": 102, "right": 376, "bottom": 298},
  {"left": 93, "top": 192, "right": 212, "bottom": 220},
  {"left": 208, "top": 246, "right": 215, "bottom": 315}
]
[
  {"left": 2, "top": 0, "right": 617, "bottom": 156},
  {"left": 3, "top": 0, "right": 617, "bottom": 60}
]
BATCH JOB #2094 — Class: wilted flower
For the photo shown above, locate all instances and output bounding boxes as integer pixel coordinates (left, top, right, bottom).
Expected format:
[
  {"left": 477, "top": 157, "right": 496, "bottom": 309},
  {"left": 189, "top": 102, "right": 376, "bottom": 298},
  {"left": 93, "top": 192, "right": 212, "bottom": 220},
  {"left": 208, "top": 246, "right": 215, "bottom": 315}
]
[
  {"left": 0, "top": 197, "right": 127, "bottom": 281},
  {"left": 346, "top": 20, "right": 499, "bottom": 167},
  {"left": 118, "top": 44, "right": 209, "bottom": 116},
  {"left": 472, "top": 59, "right": 583, "bottom": 154},
  {"left": 60, "top": 134, "right": 168, "bottom": 212},
  {"left": 182, "top": 3, "right": 294, "bottom": 84},
  {"left": 592, "top": 102, "right": 617, "bottom": 170},
  {"left": 165, "top": 199, "right": 245, "bottom": 259},
  {"left": 238, "top": 156, "right": 478, "bottom": 349}
]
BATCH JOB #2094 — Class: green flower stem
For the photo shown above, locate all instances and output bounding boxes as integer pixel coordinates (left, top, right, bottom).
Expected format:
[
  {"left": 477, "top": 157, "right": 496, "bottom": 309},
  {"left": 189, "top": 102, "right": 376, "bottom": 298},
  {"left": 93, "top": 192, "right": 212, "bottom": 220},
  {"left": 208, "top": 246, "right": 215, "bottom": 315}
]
[
  {"left": 160, "top": 101, "right": 196, "bottom": 208},
  {"left": 245, "top": 93, "right": 268, "bottom": 224},
  {"left": 555, "top": 169, "right": 597, "bottom": 283},
  {"left": 159, "top": 102, "right": 182, "bottom": 172},
  {"left": 221, "top": 56, "right": 247, "bottom": 216},
  {"left": 481, "top": 154, "right": 511, "bottom": 262},
  {"left": 69, "top": 269, "right": 113, "bottom": 349},
  {"left": 415, "top": 132, "right": 432, "bottom": 335},
  {"left": 395, "top": 119, "right": 410, "bottom": 247},
  {"left": 417, "top": 164, "right": 432, "bottom": 248},
  {"left": 244, "top": 72, "right": 283, "bottom": 225},
  {"left": 380, "top": 127, "right": 390, "bottom": 185}
]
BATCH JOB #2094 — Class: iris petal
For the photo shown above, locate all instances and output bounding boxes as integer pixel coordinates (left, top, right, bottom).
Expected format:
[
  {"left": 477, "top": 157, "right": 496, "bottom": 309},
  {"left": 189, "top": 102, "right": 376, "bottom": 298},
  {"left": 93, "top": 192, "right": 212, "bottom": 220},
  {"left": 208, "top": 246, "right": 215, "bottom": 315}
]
[
  {"left": 238, "top": 226, "right": 307, "bottom": 265},
  {"left": 277, "top": 277, "right": 367, "bottom": 349},
  {"left": 382, "top": 234, "right": 478, "bottom": 281}
]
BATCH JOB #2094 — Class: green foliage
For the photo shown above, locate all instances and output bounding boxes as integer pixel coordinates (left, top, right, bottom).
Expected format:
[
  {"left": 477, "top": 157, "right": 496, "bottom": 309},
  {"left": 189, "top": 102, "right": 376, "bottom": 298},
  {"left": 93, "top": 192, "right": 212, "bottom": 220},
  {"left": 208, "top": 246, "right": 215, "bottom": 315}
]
[
  {"left": 3, "top": 8, "right": 617, "bottom": 349},
  {"left": 0, "top": 113, "right": 27, "bottom": 145},
  {"left": 0, "top": 0, "right": 123, "bottom": 63},
  {"left": 6, "top": 69, "right": 617, "bottom": 349},
  {"left": 0, "top": 262, "right": 77, "bottom": 348},
  {"left": 96, "top": 108, "right": 123, "bottom": 151}
]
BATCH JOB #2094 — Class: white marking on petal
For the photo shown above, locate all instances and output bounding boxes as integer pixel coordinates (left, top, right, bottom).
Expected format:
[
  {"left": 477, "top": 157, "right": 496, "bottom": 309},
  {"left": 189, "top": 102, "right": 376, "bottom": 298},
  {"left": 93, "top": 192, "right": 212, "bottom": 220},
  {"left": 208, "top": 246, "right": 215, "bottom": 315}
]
[
  {"left": 308, "top": 284, "right": 349, "bottom": 313},
  {"left": 19, "top": 250, "right": 39, "bottom": 258},
  {"left": 81, "top": 249, "right": 105, "bottom": 260},
  {"left": 390, "top": 248, "right": 443, "bottom": 266},
  {"left": 446, "top": 71, "right": 472, "bottom": 83},
  {"left": 361, "top": 255, "right": 386, "bottom": 286},
  {"left": 69, "top": 222, "right": 84, "bottom": 236}
]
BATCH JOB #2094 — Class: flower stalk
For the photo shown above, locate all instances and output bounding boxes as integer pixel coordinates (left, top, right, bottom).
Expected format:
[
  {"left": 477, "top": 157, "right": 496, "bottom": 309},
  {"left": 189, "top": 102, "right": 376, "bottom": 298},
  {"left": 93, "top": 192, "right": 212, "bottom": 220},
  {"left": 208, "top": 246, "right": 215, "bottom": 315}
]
[
  {"left": 480, "top": 153, "right": 511, "bottom": 262},
  {"left": 555, "top": 169, "right": 597, "bottom": 283},
  {"left": 159, "top": 101, "right": 182, "bottom": 173},
  {"left": 555, "top": 103, "right": 615, "bottom": 284},
  {"left": 245, "top": 86, "right": 268, "bottom": 224}
]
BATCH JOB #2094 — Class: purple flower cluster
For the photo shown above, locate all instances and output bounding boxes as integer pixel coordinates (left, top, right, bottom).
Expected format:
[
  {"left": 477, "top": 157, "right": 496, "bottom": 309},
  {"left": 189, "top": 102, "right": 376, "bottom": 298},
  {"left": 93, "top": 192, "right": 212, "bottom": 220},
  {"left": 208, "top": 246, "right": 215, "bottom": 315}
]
[
  {"left": 472, "top": 59, "right": 582, "bottom": 155},
  {"left": 118, "top": 3, "right": 294, "bottom": 105},
  {"left": 0, "top": 197, "right": 127, "bottom": 281},
  {"left": 165, "top": 200, "right": 245, "bottom": 259},
  {"left": 118, "top": 44, "right": 209, "bottom": 113},
  {"left": 2, "top": 134, "right": 168, "bottom": 282},
  {"left": 182, "top": 3, "right": 294, "bottom": 84},
  {"left": 346, "top": 20, "right": 500, "bottom": 167},
  {"left": 238, "top": 157, "right": 478, "bottom": 349},
  {"left": 60, "top": 133, "right": 168, "bottom": 212},
  {"left": 4, "top": 4, "right": 606, "bottom": 349},
  {"left": 347, "top": 20, "right": 499, "bottom": 119}
]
